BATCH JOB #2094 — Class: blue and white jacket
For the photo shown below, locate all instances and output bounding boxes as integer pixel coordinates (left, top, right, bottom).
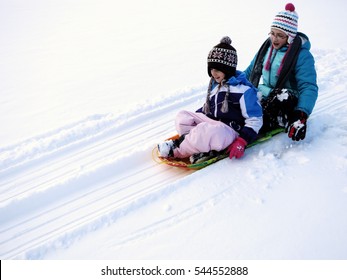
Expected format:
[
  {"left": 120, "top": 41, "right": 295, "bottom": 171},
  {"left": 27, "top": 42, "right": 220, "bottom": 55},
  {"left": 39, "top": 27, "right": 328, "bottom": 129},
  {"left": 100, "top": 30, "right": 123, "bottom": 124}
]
[{"left": 197, "top": 71, "right": 263, "bottom": 143}]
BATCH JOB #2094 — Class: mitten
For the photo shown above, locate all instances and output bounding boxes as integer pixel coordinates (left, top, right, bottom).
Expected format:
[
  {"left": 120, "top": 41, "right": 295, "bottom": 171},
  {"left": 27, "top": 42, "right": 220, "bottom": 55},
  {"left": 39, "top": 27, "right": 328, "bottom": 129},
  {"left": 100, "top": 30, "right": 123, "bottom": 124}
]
[
  {"left": 265, "top": 88, "right": 297, "bottom": 110},
  {"left": 286, "top": 110, "right": 308, "bottom": 141},
  {"left": 227, "top": 137, "right": 247, "bottom": 159}
]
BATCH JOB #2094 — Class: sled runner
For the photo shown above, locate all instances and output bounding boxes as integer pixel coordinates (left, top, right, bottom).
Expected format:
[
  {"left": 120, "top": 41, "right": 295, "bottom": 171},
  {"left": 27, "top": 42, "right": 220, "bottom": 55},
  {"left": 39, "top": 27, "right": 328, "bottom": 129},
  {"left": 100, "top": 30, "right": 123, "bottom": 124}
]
[{"left": 153, "top": 127, "right": 284, "bottom": 170}]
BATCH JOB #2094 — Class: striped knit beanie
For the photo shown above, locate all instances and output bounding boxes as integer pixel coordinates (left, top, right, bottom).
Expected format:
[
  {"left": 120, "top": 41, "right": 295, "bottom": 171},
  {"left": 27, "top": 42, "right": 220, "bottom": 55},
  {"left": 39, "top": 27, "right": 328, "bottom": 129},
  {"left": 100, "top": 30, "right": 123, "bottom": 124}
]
[{"left": 271, "top": 3, "right": 298, "bottom": 44}]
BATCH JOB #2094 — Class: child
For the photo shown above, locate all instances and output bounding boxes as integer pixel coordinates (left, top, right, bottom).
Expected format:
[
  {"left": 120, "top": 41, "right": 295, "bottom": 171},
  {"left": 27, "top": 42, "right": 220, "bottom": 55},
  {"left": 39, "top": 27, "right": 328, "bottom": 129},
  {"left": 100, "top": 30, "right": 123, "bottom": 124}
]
[
  {"left": 158, "top": 36, "right": 263, "bottom": 163},
  {"left": 244, "top": 3, "right": 318, "bottom": 141}
]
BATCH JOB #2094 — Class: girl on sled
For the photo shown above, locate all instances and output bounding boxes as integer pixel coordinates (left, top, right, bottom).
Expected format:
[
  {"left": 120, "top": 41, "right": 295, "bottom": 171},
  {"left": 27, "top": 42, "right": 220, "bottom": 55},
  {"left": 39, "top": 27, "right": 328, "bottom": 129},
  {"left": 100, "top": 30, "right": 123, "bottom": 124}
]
[{"left": 158, "top": 36, "right": 263, "bottom": 163}]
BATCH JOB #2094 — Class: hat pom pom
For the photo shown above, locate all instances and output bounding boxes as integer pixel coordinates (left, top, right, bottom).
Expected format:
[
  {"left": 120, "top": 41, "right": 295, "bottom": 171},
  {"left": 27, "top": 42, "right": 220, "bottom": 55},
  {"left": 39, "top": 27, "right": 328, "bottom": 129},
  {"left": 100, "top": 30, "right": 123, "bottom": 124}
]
[
  {"left": 285, "top": 3, "right": 295, "bottom": 12},
  {"left": 220, "top": 36, "right": 232, "bottom": 45}
]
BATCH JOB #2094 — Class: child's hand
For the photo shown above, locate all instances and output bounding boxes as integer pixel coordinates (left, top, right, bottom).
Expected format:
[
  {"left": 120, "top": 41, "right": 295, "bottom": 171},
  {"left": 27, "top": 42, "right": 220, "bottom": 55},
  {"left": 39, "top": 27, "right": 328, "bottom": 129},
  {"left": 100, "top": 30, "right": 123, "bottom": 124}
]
[
  {"left": 227, "top": 137, "right": 247, "bottom": 159},
  {"left": 286, "top": 110, "right": 307, "bottom": 141}
]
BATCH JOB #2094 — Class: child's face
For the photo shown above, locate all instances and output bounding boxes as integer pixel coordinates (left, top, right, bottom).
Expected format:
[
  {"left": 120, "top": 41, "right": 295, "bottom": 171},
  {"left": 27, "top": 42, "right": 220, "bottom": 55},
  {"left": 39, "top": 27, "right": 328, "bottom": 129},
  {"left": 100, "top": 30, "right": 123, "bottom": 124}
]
[
  {"left": 269, "top": 28, "right": 288, "bottom": 49},
  {"left": 211, "top": 69, "right": 225, "bottom": 83}
]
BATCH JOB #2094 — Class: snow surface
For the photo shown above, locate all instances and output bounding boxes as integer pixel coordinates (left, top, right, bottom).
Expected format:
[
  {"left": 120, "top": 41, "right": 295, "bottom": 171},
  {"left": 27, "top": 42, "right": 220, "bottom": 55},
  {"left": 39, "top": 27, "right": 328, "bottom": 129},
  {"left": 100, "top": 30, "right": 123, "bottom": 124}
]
[{"left": 1, "top": 0, "right": 347, "bottom": 260}]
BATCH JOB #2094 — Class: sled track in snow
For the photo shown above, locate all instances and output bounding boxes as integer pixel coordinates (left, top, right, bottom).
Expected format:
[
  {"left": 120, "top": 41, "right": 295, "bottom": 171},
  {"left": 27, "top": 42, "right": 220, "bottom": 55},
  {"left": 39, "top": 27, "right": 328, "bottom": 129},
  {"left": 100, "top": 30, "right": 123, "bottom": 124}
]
[
  {"left": 0, "top": 116, "right": 173, "bottom": 206},
  {"left": 0, "top": 161, "right": 191, "bottom": 259},
  {"left": 0, "top": 89, "right": 202, "bottom": 259}
]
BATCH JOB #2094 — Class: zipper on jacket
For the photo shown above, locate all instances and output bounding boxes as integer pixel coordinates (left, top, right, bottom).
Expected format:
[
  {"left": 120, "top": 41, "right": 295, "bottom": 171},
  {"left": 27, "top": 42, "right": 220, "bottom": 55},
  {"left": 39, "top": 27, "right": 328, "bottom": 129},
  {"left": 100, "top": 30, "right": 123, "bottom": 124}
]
[{"left": 214, "top": 84, "right": 222, "bottom": 116}]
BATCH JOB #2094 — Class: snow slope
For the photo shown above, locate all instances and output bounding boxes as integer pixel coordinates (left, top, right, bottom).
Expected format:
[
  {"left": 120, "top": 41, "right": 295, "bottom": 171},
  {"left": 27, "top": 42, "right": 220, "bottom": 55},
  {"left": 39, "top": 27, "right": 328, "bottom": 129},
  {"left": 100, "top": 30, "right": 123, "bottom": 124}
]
[
  {"left": 1, "top": 48, "right": 347, "bottom": 260},
  {"left": 1, "top": 0, "right": 347, "bottom": 260}
]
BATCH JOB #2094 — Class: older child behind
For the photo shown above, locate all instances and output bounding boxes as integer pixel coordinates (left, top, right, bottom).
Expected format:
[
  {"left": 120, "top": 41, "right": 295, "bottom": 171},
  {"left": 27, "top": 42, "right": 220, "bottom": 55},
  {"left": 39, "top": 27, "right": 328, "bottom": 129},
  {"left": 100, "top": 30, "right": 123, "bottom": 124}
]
[
  {"left": 158, "top": 37, "right": 263, "bottom": 163},
  {"left": 244, "top": 3, "right": 318, "bottom": 141}
]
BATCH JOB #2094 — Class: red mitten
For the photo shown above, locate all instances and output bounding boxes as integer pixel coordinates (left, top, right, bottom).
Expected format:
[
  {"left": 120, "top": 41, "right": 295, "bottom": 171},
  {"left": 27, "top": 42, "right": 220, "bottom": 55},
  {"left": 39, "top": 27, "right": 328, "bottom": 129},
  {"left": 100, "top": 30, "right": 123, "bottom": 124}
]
[{"left": 227, "top": 137, "right": 247, "bottom": 159}]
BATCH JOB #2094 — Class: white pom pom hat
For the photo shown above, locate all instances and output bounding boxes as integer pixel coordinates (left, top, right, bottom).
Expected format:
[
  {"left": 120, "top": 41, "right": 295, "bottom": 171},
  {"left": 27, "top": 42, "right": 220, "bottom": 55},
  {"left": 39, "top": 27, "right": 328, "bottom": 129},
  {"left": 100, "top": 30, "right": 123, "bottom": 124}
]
[{"left": 271, "top": 3, "right": 299, "bottom": 44}]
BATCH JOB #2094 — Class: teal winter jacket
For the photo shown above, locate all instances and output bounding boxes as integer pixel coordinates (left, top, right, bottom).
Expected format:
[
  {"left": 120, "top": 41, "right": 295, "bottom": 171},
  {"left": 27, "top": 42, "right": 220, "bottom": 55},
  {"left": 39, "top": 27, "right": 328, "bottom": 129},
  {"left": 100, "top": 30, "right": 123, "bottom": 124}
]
[{"left": 244, "top": 32, "right": 318, "bottom": 116}]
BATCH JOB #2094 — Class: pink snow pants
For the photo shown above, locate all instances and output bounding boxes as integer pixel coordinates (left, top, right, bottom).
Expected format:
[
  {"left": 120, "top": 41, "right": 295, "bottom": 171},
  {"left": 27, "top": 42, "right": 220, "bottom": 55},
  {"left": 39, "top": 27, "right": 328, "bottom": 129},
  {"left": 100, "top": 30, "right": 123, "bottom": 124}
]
[{"left": 173, "top": 110, "right": 238, "bottom": 158}]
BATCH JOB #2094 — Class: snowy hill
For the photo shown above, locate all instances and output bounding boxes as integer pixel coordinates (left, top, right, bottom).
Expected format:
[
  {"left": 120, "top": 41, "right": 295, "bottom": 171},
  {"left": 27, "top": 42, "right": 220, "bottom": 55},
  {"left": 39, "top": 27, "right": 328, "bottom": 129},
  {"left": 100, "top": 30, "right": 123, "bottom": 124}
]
[
  {"left": 1, "top": 0, "right": 347, "bottom": 260},
  {"left": 1, "top": 47, "right": 347, "bottom": 259}
]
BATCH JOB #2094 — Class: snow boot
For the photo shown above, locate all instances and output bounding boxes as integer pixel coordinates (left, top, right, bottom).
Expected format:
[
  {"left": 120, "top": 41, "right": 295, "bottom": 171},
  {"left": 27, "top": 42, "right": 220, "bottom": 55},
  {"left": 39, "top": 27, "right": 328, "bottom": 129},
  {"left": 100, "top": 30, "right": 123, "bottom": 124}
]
[
  {"left": 157, "top": 140, "right": 175, "bottom": 158},
  {"left": 189, "top": 150, "right": 218, "bottom": 164}
]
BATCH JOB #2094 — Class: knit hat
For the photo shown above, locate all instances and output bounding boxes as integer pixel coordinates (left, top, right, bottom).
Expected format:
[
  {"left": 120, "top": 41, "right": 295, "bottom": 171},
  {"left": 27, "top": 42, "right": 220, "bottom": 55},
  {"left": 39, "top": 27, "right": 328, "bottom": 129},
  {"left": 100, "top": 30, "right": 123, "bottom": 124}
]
[
  {"left": 207, "top": 36, "right": 237, "bottom": 79},
  {"left": 271, "top": 3, "right": 299, "bottom": 44}
]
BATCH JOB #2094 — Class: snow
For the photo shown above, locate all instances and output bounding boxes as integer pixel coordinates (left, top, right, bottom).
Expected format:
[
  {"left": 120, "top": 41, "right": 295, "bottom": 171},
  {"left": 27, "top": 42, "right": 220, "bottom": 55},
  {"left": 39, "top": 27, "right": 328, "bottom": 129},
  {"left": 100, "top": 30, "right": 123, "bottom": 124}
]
[{"left": 1, "top": 0, "right": 347, "bottom": 260}]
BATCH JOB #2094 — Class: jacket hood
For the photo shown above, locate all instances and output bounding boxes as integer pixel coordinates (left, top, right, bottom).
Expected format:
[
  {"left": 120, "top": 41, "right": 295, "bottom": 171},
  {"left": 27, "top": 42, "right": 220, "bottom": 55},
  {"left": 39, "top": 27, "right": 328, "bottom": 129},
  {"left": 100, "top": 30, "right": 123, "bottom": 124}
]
[
  {"left": 297, "top": 32, "right": 311, "bottom": 50},
  {"left": 279, "top": 32, "right": 311, "bottom": 53},
  {"left": 227, "top": 70, "right": 255, "bottom": 88}
]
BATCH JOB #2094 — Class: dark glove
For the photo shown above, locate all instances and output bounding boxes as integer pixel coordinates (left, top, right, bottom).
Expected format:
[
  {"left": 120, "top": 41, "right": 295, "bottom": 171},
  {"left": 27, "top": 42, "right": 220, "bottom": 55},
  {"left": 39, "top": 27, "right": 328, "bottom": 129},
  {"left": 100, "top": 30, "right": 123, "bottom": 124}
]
[
  {"left": 286, "top": 110, "right": 308, "bottom": 141},
  {"left": 273, "top": 88, "right": 295, "bottom": 103},
  {"left": 263, "top": 88, "right": 289, "bottom": 103},
  {"left": 261, "top": 88, "right": 298, "bottom": 129},
  {"left": 227, "top": 137, "right": 247, "bottom": 159},
  {"left": 274, "top": 88, "right": 298, "bottom": 112}
]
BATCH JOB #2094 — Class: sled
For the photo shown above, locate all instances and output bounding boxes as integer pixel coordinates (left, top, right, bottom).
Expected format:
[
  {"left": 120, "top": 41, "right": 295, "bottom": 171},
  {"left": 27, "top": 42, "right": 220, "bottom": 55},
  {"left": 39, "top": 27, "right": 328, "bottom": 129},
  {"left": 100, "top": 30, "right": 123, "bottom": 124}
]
[{"left": 153, "top": 127, "right": 285, "bottom": 170}]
